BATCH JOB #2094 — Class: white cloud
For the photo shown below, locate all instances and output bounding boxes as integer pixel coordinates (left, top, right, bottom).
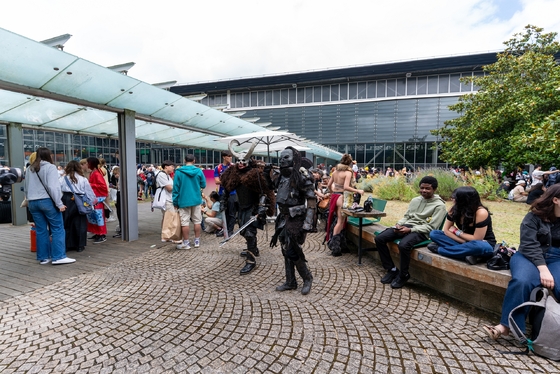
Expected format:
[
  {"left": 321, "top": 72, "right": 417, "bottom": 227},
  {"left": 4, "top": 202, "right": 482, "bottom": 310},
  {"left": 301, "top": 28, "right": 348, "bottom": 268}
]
[{"left": 1, "top": 0, "right": 559, "bottom": 84}]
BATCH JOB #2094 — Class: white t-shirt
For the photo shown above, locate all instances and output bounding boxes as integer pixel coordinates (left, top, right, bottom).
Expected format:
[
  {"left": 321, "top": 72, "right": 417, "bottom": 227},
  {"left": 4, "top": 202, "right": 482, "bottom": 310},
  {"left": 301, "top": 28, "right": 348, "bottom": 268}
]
[
  {"left": 155, "top": 171, "right": 173, "bottom": 202},
  {"left": 531, "top": 170, "right": 544, "bottom": 186}
]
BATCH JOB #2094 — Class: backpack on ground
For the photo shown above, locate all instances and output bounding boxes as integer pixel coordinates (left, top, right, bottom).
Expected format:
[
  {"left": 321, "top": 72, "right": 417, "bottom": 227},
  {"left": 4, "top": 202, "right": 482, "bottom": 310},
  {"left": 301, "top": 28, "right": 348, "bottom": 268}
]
[{"left": 508, "top": 287, "right": 560, "bottom": 361}]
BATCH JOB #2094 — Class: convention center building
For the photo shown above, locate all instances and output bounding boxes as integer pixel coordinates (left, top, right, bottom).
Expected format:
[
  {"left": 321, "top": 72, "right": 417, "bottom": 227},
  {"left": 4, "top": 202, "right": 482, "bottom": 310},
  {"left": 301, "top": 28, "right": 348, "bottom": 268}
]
[
  {"left": 0, "top": 52, "right": 497, "bottom": 169},
  {"left": 171, "top": 52, "right": 498, "bottom": 170}
]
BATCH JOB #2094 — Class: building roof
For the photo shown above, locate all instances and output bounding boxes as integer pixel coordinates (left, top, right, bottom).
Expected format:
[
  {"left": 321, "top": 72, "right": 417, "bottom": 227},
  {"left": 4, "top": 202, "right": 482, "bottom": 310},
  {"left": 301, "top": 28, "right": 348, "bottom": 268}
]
[{"left": 171, "top": 52, "right": 499, "bottom": 95}]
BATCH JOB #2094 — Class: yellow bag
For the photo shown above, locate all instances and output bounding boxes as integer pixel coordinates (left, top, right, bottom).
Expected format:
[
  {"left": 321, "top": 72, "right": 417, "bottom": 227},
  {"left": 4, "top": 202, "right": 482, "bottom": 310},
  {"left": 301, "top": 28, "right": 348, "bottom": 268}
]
[{"left": 161, "top": 208, "right": 182, "bottom": 241}]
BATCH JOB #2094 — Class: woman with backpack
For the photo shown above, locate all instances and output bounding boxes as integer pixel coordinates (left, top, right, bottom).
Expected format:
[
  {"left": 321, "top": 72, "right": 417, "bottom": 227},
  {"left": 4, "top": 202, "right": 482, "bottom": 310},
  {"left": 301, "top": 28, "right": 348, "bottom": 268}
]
[{"left": 483, "top": 184, "right": 560, "bottom": 341}]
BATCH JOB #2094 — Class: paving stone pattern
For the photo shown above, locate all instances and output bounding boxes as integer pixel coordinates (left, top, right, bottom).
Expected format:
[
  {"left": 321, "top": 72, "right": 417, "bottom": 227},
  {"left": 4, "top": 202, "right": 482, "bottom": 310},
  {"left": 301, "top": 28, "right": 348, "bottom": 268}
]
[{"left": 0, "top": 203, "right": 558, "bottom": 373}]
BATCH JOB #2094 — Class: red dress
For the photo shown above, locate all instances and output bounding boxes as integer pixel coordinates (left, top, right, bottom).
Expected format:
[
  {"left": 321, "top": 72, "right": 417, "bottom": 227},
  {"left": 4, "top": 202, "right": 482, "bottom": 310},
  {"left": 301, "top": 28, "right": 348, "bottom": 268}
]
[{"left": 88, "top": 168, "right": 109, "bottom": 235}]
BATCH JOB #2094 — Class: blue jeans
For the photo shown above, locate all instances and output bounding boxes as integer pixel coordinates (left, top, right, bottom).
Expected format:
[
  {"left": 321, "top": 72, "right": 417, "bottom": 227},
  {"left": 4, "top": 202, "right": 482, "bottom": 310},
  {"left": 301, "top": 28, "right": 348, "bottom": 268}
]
[
  {"left": 500, "top": 248, "right": 560, "bottom": 331},
  {"left": 29, "top": 198, "right": 67, "bottom": 261},
  {"left": 429, "top": 230, "right": 493, "bottom": 260}
]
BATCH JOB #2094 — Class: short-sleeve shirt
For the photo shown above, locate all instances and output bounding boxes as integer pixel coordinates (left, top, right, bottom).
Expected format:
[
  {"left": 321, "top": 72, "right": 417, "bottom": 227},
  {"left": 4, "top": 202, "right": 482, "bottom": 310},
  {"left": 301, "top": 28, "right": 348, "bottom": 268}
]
[
  {"left": 156, "top": 171, "right": 173, "bottom": 202},
  {"left": 211, "top": 201, "right": 223, "bottom": 221},
  {"left": 214, "top": 163, "right": 236, "bottom": 195},
  {"left": 531, "top": 170, "right": 544, "bottom": 186}
]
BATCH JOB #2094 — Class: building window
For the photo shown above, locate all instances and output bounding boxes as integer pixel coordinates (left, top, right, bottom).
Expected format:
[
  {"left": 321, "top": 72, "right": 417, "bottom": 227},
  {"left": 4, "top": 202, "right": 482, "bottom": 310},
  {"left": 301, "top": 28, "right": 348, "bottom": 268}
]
[
  {"left": 340, "top": 83, "right": 348, "bottom": 100},
  {"left": 331, "top": 85, "right": 339, "bottom": 101},
  {"left": 438, "top": 74, "right": 449, "bottom": 94}
]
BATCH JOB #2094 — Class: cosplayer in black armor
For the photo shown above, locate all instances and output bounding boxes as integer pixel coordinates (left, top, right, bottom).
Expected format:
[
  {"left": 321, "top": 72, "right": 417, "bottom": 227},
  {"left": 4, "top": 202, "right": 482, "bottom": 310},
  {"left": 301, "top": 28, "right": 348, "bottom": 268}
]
[
  {"left": 220, "top": 141, "right": 276, "bottom": 275},
  {"left": 269, "top": 146, "right": 317, "bottom": 295}
]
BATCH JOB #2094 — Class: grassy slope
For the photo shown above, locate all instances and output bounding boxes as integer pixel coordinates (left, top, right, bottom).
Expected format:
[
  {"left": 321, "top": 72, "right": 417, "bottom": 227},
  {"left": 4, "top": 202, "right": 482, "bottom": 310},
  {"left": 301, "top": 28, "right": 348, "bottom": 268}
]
[{"left": 374, "top": 197, "right": 529, "bottom": 247}]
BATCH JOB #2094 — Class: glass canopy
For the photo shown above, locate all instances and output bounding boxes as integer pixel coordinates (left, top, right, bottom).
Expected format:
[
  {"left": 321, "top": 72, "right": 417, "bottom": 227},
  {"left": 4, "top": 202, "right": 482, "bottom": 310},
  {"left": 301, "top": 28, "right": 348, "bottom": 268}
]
[{"left": 0, "top": 27, "right": 341, "bottom": 160}]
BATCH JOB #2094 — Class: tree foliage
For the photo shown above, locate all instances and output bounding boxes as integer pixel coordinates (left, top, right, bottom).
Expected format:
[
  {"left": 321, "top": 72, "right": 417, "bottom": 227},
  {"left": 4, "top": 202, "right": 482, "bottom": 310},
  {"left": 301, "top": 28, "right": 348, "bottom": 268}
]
[{"left": 433, "top": 25, "right": 560, "bottom": 170}]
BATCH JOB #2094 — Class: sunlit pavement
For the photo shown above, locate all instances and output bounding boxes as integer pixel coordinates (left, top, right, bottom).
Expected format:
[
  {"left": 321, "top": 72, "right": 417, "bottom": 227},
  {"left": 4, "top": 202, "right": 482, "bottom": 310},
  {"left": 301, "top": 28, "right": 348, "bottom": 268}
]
[{"left": 0, "top": 203, "right": 557, "bottom": 373}]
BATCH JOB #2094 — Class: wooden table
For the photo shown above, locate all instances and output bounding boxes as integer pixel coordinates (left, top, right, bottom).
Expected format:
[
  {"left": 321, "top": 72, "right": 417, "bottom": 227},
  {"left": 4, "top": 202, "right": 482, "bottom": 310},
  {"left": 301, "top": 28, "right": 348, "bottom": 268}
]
[{"left": 342, "top": 208, "right": 387, "bottom": 264}]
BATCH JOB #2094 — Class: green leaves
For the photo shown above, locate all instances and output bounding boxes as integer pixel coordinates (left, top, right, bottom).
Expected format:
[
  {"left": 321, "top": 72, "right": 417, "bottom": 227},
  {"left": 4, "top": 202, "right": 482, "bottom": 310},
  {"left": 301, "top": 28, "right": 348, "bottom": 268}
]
[{"left": 433, "top": 25, "right": 560, "bottom": 170}]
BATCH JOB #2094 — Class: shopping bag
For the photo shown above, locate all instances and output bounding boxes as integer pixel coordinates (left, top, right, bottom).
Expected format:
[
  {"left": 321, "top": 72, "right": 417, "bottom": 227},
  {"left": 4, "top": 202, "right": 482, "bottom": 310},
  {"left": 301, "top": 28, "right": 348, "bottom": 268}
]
[
  {"left": 87, "top": 208, "right": 105, "bottom": 226},
  {"left": 162, "top": 208, "right": 182, "bottom": 241}
]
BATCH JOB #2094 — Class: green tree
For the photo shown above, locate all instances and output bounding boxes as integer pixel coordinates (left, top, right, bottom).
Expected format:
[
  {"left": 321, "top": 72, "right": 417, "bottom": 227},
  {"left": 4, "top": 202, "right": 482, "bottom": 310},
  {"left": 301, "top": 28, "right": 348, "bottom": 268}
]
[{"left": 433, "top": 25, "right": 560, "bottom": 170}]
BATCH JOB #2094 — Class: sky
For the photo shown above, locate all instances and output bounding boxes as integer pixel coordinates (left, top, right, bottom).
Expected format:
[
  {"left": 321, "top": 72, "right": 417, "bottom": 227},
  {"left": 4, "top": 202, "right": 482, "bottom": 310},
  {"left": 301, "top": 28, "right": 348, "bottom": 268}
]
[{"left": 2, "top": 0, "right": 560, "bottom": 86}]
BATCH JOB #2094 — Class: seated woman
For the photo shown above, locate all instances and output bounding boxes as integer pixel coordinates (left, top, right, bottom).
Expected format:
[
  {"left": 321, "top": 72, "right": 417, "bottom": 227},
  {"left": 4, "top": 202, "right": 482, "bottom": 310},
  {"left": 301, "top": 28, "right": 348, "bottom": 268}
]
[
  {"left": 428, "top": 186, "right": 496, "bottom": 265},
  {"left": 202, "top": 191, "right": 223, "bottom": 235},
  {"left": 483, "top": 184, "right": 560, "bottom": 340},
  {"left": 325, "top": 154, "right": 364, "bottom": 256},
  {"left": 526, "top": 182, "right": 545, "bottom": 205}
]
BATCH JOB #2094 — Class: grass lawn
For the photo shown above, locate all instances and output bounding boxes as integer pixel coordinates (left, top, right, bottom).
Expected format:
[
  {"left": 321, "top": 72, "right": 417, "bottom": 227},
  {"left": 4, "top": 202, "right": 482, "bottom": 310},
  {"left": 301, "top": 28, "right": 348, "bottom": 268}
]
[{"left": 372, "top": 196, "right": 529, "bottom": 247}]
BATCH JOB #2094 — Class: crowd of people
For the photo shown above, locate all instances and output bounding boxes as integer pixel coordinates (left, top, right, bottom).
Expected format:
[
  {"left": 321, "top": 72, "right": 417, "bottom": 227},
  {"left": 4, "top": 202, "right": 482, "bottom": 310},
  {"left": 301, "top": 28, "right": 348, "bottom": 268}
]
[{"left": 21, "top": 147, "right": 560, "bottom": 354}]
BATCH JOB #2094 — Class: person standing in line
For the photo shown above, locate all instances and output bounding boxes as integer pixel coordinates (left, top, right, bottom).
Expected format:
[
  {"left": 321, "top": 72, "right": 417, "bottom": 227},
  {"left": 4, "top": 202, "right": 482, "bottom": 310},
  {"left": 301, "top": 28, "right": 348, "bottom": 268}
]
[
  {"left": 60, "top": 160, "right": 97, "bottom": 252},
  {"left": 156, "top": 160, "right": 180, "bottom": 243},
  {"left": 24, "top": 147, "right": 75, "bottom": 265},
  {"left": 110, "top": 166, "right": 122, "bottom": 238},
  {"left": 214, "top": 150, "right": 237, "bottom": 236},
  {"left": 87, "top": 157, "right": 109, "bottom": 243},
  {"left": 173, "top": 155, "right": 206, "bottom": 249}
]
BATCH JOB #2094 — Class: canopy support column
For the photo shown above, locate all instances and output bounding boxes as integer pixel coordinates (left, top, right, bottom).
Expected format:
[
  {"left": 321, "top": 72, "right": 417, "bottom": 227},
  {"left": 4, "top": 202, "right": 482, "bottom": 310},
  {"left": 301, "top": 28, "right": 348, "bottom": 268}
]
[{"left": 118, "top": 110, "right": 138, "bottom": 241}]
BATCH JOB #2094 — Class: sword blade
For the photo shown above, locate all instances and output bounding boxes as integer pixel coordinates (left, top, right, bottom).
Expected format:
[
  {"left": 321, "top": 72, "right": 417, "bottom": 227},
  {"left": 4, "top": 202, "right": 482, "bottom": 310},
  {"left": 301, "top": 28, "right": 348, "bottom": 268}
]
[{"left": 219, "top": 215, "right": 258, "bottom": 246}]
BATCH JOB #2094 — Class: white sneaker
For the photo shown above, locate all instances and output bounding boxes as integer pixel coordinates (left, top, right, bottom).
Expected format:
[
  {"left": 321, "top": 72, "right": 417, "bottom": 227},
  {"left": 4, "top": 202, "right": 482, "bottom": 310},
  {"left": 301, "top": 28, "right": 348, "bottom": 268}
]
[
  {"left": 52, "top": 257, "right": 76, "bottom": 265},
  {"left": 194, "top": 238, "right": 200, "bottom": 248},
  {"left": 39, "top": 259, "right": 51, "bottom": 265},
  {"left": 176, "top": 241, "right": 191, "bottom": 250}
]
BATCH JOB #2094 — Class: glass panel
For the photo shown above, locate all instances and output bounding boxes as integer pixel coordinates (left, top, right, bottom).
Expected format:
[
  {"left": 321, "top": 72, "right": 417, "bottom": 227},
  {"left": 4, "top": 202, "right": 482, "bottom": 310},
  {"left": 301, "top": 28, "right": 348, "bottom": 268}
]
[
  {"left": 367, "top": 81, "right": 376, "bottom": 98},
  {"left": 280, "top": 89, "right": 289, "bottom": 105},
  {"left": 234, "top": 93, "right": 242, "bottom": 108},
  {"left": 305, "top": 87, "right": 313, "bottom": 103},
  {"left": 473, "top": 72, "right": 484, "bottom": 91},
  {"left": 322, "top": 86, "right": 330, "bottom": 102},
  {"left": 339, "top": 83, "right": 348, "bottom": 100},
  {"left": 406, "top": 77, "right": 417, "bottom": 95},
  {"left": 313, "top": 86, "right": 321, "bottom": 102},
  {"left": 376, "top": 101, "right": 395, "bottom": 142},
  {"left": 243, "top": 92, "right": 250, "bottom": 107},
  {"left": 449, "top": 74, "right": 461, "bottom": 93},
  {"left": 417, "top": 76, "right": 427, "bottom": 95},
  {"left": 396, "top": 79, "right": 406, "bottom": 96},
  {"left": 386, "top": 79, "right": 396, "bottom": 97},
  {"left": 272, "top": 90, "right": 280, "bottom": 105},
  {"left": 265, "top": 91, "right": 272, "bottom": 106},
  {"left": 258, "top": 91, "right": 265, "bottom": 106},
  {"left": 297, "top": 88, "right": 304, "bottom": 104},
  {"left": 349, "top": 83, "right": 357, "bottom": 100},
  {"left": 251, "top": 92, "right": 258, "bottom": 107},
  {"left": 289, "top": 88, "right": 297, "bottom": 104},
  {"left": 357, "top": 82, "right": 367, "bottom": 99},
  {"left": 330, "top": 85, "right": 339, "bottom": 101},
  {"left": 438, "top": 75, "right": 449, "bottom": 94},
  {"left": 377, "top": 80, "right": 386, "bottom": 98},
  {"left": 395, "top": 100, "right": 417, "bottom": 142},
  {"left": 428, "top": 76, "right": 438, "bottom": 94},
  {"left": 461, "top": 73, "right": 472, "bottom": 92}
]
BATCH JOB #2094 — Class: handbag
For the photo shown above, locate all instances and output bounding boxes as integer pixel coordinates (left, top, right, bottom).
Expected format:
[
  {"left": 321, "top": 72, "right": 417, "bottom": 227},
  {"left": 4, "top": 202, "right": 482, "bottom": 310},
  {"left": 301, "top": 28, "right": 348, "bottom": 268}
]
[
  {"left": 161, "top": 208, "right": 182, "bottom": 241},
  {"left": 64, "top": 176, "right": 93, "bottom": 215},
  {"left": 487, "top": 241, "right": 516, "bottom": 271},
  {"left": 152, "top": 187, "right": 167, "bottom": 210},
  {"left": 318, "top": 196, "right": 330, "bottom": 210}
]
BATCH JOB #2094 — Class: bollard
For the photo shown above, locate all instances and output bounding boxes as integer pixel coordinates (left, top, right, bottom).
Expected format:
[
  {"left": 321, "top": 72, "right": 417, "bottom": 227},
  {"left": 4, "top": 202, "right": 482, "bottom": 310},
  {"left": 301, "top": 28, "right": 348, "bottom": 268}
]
[{"left": 30, "top": 225, "right": 37, "bottom": 252}]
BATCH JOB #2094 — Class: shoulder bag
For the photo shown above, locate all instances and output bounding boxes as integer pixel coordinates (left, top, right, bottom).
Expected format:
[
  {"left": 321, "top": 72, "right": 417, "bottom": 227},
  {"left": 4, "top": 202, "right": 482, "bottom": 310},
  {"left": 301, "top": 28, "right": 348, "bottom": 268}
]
[{"left": 64, "top": 176, "right": 93, "bottom": 215}]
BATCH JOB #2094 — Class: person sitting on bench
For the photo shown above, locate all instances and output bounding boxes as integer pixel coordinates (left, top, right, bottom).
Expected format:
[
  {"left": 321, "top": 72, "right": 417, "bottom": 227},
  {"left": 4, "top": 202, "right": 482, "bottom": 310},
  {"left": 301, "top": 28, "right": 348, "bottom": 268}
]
[{"left": 374, "top": 176, "right": 446, "bottom": 289}]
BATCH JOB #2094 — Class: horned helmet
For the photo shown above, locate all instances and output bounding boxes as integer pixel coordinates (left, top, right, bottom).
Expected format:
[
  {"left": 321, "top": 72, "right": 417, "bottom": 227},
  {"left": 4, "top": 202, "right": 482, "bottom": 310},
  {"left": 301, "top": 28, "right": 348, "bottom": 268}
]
[{"left": 228, "top": 140, "right": 258, "bottom": 169}]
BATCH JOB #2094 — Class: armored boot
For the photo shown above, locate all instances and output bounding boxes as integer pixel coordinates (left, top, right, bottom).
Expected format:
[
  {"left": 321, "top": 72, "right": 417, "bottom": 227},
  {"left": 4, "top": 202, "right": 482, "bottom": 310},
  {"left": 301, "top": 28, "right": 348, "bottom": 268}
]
[
  {"left": 328, "top": 233, "right": 342, "bottom": 257},
  {"left": 276, "top": 257, "right": 297, "bottom": 291},
  {"left": 294, "top": 259, "right": 313, "bottom": 295},
  {"left": 240, "top": 237, "right": 257, "bottom": 275}
]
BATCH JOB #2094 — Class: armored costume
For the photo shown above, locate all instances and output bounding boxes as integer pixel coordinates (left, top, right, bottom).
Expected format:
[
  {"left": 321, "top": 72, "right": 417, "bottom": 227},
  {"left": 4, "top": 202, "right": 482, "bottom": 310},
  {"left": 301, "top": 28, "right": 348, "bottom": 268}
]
[
  {"left": 269, "top": 147, "right": 317, "bottom": 295},
  {"left": 220, "top": 141, "right": 275, "bottom": 275}
]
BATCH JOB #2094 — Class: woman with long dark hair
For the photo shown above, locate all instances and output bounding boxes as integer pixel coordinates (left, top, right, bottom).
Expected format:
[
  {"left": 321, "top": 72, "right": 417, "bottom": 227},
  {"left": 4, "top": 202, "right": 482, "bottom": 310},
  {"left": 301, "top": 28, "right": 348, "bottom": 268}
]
[
  {"left": 60, "top": 161, "right": 97, "bottom": 252},
  {"left": 87, "top": 157, "right": 109, "bottom": 243},
  {"left": 24, "top": 147, "right": 75, "bottom": 265},
  {"left": 428, "top": 186, "right": 496, "bottom": 264},
  {"left": 483, "top": 184, "right": 560, "bottom": 340}
]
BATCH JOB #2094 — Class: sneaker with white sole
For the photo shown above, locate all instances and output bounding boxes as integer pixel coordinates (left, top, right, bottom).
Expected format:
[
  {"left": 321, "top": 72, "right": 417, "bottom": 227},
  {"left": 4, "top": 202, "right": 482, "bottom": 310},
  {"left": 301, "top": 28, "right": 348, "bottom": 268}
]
[
  {"left": 52, "top": 257, "right": 76, "bottom": 265},
  {"left": 39, "top": 259, "right": 51, "bottom": 265},
  {"left": 194, "top": 238, "right": 200, "bottom": 248},
  {"left": 177, "top": 241, "right": 191, "bottom": 250}
]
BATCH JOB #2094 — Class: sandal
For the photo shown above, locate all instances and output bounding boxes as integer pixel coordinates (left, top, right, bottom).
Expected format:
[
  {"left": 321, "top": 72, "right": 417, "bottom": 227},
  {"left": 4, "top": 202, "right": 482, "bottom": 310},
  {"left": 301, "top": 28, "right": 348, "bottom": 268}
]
[{"left": 482, "top": 325, "right": 501, "bottom": 340}]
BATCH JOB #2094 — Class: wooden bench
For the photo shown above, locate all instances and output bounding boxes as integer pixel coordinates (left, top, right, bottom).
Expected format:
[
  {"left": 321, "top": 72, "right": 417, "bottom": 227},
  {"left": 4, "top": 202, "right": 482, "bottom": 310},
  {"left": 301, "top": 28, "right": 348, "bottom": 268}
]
[{"left": 345, "top": 223, "right": 511, "bottom": 315}]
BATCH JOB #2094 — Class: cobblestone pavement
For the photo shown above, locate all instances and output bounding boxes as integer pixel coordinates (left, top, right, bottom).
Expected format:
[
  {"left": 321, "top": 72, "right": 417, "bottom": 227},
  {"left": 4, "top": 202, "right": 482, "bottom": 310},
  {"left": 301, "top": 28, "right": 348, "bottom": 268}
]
[{"left": 0, "top": 204, "right": 558, "bottom": 373}]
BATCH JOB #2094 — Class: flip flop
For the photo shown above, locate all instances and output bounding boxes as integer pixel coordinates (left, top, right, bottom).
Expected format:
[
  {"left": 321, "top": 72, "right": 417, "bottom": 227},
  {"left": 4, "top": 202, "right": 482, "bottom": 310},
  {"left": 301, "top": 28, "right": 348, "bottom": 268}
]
[{"left": 482, "top": 325, "right": 501, "bottom": 340}]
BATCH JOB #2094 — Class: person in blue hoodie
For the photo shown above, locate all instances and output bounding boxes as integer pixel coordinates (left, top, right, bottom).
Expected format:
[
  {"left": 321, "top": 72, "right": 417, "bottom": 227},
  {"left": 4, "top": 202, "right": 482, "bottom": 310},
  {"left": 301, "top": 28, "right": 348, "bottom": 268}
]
[{"left": 172, "top": 154, "right": 206, "bottom": 250}]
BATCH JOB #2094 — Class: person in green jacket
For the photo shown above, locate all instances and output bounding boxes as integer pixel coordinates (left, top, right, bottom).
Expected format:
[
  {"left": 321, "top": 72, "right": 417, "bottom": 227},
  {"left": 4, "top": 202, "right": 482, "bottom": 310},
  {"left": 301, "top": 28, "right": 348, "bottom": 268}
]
[
  {"left": 172, "top": 154, "right": 206, "bottom": 250},
  {"left": 374, "top": 176, "right": 447, "bottom": 289}
]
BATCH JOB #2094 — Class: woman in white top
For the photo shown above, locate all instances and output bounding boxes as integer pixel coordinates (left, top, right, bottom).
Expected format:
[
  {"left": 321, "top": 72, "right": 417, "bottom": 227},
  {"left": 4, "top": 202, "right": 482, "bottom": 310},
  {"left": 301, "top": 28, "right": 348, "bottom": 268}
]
[{"left": 60, "top": 160, "right": 97, "bottom": 252}]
